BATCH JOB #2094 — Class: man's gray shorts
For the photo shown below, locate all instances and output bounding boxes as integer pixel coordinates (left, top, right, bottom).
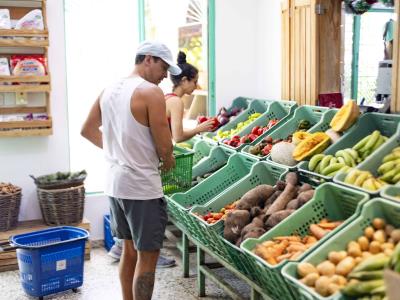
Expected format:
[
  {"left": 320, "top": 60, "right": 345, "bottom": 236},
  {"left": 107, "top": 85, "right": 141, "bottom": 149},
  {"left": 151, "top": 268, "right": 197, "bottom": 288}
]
[{"left": 109, "top": 196, "right": 168, "bottom": 251}]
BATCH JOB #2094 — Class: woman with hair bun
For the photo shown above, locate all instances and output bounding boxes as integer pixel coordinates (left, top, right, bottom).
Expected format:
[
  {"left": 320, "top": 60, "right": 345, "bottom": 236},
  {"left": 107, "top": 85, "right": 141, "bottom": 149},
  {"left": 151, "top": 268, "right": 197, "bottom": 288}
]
[{"left": 165, "top": 51, "right": 214, "bottom": 142}]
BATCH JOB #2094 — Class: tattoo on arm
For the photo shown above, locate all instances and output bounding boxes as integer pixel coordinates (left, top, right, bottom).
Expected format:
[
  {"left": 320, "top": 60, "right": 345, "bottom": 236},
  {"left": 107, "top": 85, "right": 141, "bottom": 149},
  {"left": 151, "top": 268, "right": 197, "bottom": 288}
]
[{"left": 134, "top": 272, "right": 155, "bottom": 300}]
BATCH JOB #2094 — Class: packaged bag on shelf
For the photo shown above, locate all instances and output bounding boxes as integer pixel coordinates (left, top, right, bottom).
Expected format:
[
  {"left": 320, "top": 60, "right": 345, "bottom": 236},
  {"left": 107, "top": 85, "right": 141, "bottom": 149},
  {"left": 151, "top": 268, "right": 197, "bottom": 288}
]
[
  {"left": 15, "top": 9, "right": 44, "bottom": 30},
  {"left": 11, "top": 55, "right": 46, "bottom": 79},
  {"left": 0, "top": 9, "right": 11, "bottom": 29},
  {"left": 0, "top": 57, "right": 10, "bottom": 76}
]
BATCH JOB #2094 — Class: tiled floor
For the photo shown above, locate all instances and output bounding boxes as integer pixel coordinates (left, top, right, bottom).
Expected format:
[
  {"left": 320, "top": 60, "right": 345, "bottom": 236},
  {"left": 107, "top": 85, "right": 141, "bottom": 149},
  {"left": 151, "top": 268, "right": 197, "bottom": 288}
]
[{"left": 0, "top": 239, "right": 251, "bottom": 300}]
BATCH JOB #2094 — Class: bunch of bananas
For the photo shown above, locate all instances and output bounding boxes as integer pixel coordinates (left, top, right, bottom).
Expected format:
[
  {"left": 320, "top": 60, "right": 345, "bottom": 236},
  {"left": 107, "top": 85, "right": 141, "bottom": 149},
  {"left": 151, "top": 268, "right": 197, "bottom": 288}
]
[
  {"left": 308, "top": 148, "right": 358, "bottom": 177},
  {"left": 388, "top": 242, "right": 400, "bottom": 273},
  {"left": 344, "top": 170, "right": 386, "bottom": 191},
  {"left": 342, "top": 253, "right": 390, "bottom": 299},
  {"left": 353, "top": 130, "right": 388, "bottom": 161},
  {"left": 308, "top": 130, "right": 388, "bottom": 178},
  {"left": 377, "top": 147, "right": 400, "bottom": 185}
]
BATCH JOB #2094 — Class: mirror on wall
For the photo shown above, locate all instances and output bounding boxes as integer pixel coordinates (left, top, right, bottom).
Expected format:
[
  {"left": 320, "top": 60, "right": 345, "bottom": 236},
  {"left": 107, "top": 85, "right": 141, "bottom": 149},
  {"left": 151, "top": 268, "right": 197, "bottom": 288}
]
[{"left": 342, "top": 1, "right": 395, "bottom": 112}]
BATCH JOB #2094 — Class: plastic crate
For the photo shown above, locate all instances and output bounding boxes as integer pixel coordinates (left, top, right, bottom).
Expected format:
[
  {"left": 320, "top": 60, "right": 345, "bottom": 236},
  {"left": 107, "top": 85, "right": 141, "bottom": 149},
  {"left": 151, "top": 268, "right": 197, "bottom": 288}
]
[
  {"left": 220, "top": 101, "right": 296, "bottom": 152},
  {"left": 240, "top": 183, "right": 369, "bottom": 300},
  {"left": 192, "top": 140, "right": 213, "bottom": 166},
  {"left": 166, "top": 153, "right": 256, "bottom": 231},
  {"left": 189, "top": 161, "right": 288, "bottom": 274},
  {"left": 241, "top": 106, "right": 335, "bottom": 166},
  {"left": 381, "top": 185, "right": 400, "bottom": 202},
  {"left": 161, "top": 146, "right": 194, "bottom": 195},
  {"left": 282, "top": 197, "right": 400, "bottom": 300},
  {"left": 192, "top": 145, "right": 235, "bottom": 178},
  {"left": 11, "top": 226, "right": 89, "bottom": 298},
  {"left": 103, "top": 214, "right": 114, "bottom": 252},
  {"left": 334, "top": 134, "right": 400, "bottom": 195},
  {"left": 202, "top": 99, "right": 269, "bottom": 143},
  {"left": 298, "top": 112, "right": 400, "bottom": 184}
]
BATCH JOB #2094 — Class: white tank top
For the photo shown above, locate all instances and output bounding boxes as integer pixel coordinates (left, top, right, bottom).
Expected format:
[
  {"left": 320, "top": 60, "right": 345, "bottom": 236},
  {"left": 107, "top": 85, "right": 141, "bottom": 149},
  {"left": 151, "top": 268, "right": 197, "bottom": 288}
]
[{"left": 100, "top": 76, "right": 163, "bottom": 200}]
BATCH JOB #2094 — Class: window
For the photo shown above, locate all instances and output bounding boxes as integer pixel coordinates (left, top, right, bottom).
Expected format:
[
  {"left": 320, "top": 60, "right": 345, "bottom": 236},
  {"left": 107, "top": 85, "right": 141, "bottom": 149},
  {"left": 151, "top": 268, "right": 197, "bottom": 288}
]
[{"left": 64, "top": 0, "right": 139, "bottom": 192}]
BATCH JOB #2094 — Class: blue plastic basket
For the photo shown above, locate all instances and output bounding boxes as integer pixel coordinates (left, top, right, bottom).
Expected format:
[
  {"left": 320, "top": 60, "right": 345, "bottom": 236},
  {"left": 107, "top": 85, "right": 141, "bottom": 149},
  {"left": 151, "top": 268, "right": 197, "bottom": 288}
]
[
  {"left": 103, "top": 215, "right": 114, "bottom": 252},
  {"left": 10, "top": 226, "right": 89, "bottom": 298}
]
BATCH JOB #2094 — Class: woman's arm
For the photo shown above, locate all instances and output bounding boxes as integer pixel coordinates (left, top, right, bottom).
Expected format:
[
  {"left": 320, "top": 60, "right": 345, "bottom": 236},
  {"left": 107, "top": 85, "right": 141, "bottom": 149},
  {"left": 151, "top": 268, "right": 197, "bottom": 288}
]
[{"left": 168, "top": 97, "right": 214, "bottom": 143}]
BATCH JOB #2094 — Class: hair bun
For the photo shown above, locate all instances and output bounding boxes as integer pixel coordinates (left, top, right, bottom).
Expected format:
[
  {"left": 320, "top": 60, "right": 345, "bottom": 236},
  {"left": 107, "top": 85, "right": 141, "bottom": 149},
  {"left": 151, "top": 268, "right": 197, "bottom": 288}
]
[{"left": 177, "top": 51, "right": 187, "bottom": 64}]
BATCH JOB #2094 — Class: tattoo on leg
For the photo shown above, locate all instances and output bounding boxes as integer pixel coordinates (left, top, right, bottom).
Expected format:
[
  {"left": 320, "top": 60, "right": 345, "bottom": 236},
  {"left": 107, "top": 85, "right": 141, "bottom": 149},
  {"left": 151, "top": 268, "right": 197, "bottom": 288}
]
[{"left": 135, "top": 272, "right": 155, "bottom": 300}]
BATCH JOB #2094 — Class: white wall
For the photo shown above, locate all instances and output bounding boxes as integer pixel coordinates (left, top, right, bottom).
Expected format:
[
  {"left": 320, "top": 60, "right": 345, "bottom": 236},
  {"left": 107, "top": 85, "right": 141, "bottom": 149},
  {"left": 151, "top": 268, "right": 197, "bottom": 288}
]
[{"left": 215, "top": 0, "right": 282, "bottom": 108}]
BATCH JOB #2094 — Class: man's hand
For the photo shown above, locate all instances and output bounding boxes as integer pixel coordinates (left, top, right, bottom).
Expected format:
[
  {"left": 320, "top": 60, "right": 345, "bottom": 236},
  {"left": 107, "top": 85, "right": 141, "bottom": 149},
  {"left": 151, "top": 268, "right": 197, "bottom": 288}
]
[{"left": 160, "top": 154, "right": 176, "bottom": 172}]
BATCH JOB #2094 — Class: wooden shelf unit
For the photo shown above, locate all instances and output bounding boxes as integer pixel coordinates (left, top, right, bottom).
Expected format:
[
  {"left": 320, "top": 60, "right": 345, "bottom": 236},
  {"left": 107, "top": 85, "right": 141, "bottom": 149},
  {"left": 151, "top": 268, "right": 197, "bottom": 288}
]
[{"left": 0, "top": 0, "right": 52, "bottom": 137}]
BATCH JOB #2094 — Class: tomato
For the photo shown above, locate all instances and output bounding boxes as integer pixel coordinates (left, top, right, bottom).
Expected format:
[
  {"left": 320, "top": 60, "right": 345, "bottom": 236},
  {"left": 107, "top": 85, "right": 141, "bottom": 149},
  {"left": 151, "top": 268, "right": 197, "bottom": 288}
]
[{"left": 251, "top": 126, "right": 260, "bottom": 135}]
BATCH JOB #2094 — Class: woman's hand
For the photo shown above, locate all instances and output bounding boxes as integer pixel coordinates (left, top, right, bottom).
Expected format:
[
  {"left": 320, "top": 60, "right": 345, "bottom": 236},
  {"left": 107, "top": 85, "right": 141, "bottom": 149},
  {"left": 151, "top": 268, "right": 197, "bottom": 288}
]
[{"left": 196, "top": 119, "right": 215, "bottom": 133}]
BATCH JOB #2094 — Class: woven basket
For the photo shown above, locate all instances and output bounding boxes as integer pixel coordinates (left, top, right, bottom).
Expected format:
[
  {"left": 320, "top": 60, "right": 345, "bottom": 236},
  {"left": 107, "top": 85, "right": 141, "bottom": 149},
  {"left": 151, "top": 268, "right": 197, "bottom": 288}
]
[
  {"left": 37, "top": 185, "right": 85, "bottom": 226},
  {"left": 0, "top": 191, "right": 22, "bottom": 231}
]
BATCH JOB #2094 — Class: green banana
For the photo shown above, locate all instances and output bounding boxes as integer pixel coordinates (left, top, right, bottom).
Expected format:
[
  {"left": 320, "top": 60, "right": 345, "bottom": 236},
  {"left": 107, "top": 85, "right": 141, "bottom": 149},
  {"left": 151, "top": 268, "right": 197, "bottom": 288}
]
[
  {"left": 371, "top": 136, "right": 386, "bottom": 152},
  {"left": 381, "top": 165, "right": 400, "bottom": 183},
  {"left": 354, "top": 172, "right": 372, "bottom": 187},
  {"left": 329, "top": 157, "right": 338, "bottom": 165},
  {"left": 378, "top": 160, "right": 399, "bottom": 174},
  {"left": 344, "top": 148, "right": 360, "bottom": 161},
  {"left": 353, "top": 135, "right": 371, "bottom": 151},
  {"left": 361, "top": 130, "right": 381, "bottom": 152},
  {"left": 349, "top": 270, "right": 383, "bottom": 280},
  {"left": 392, "top": 172, "right": 400, "bottom": 184},
  {"left": 336, "top": 150, "right": 355, "bottom": 166},
  {"left": 342, "top": 279, "right": 384, "bottom": 297},
  {"left": 321, "top": 163, "right": 346, "bottom": 176},
  {"left": 337, "top": 156, "right": 346, "bottom": 165},
  {"left": 314, "top": 161, "right": 322, "bottom": 174},
  {"left": 309, "top": 154, "right": 325, "bottom": 171},
  {"left": 371, "top": 285, "right": 386, "bottom": 295},
  {"left": 361, "top": 149, "right": 372, "bottom": 160},
  {"left": 319, "top": 155, "right": 334, "bottom": 173},
  {"left": 353, "top": 254, "right": 390, "bottom": 273},
  {"left": 383, "top": 152, "right": 400, "bottom": 163}
]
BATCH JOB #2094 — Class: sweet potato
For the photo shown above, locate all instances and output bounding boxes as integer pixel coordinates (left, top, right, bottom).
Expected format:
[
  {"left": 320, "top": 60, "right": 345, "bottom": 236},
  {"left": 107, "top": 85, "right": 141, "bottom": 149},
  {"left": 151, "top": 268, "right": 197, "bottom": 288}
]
[
  {"left": 250, "top": 206, "right": 262, "bottom": 218},
  {"left": 275, "top": 180, "right": 286, "bottom": 191},
  {"left": 236, "top": 184, "right": 275, "bottom": 210},
  {"left": 240, "top": 217, "right": 264, "bottom": 239},
  {"left": 265, "top": 209, "right": 295, "bottom": 228},
  {"left": 265, "top": 183, "right": 297, "bottom": 216},
  {"left": 286, "top": 199, "right": 300, "bottom": 210},
  {"left": 298, "top": 183, "right": 313, "bottom": 193},
  {"left": 264, "top": 190, "right": 282, "bottom": 207},
  {"left": 224, "top": 210, "right": 250, "bottom": 243},
  {"left": 285, "top": 172, "right": 298, "bottom": 186},
  {"left": 297, "top": 190, "right": 315, "bottom": 206},
  {"left": 237, "top": 227, "right": 266, "bottom": 246}
]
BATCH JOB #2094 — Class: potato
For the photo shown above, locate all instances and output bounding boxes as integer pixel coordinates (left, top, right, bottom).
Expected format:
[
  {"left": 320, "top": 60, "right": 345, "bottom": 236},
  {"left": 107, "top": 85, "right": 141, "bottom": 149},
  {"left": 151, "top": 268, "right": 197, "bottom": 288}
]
[
  {"left": 316, "top": 261, "right": 336, "bottom": 276},
  {"left": 372, "top": 218, "right": 385, "bottom": 230},
  {"left": 385, "top": 224, "right": 395, "bottom": 236},
  {"left": 390, "top": 229, "right": 400, "bottom": 243},
  {"left": 328, "top": 251, "right": 347, "bottom": 265},
  {"left": 369, "top": 241, "right": 381, "bottom": 254},
  {"left": 357, "top": 236, "right": 369, "bottom": 251},
  {"left": 315, "top": 276, "right": 332, "bottom": 297},
  {"left": 381, "top": 242, "right": 394, "bottom": 251},
  {"left": 348, "top": 241, "right": 362, "bottom": 257},
  {"left": 328, "top": 283, "right": 341, "bottom": 296},
  {"left": 336, "top": 256, "right": 355, "bottom": 276},
  {"left": 354, "top": 257, "right": 363, "bottom": 265},
  {"left": 303, "top": 272, "right": 320, "bottom": 287},
  {"left": 373, "top": 230, "right": 386, "bottom": 244},
  {"left": 384, "top": 248, "right": 394, "bottom": 257},
  {"left": 297, "top": 262, "right": 318, "bottom": 278},
  {"left": 330, "top": 275, "right": 347, "bottom": 286},
  {"left": 362, "top": 251, "right": 373, "bottom": 259},
  {"left": 364, "top": 226, "right": 375, "bottom": 239}
]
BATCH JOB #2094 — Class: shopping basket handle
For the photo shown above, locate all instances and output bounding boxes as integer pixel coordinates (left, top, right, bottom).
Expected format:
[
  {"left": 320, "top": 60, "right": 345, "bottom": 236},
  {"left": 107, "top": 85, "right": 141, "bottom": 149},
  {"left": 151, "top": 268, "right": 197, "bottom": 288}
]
[{"left": 0, "top": 241, "right": 17, "bottom": 252}]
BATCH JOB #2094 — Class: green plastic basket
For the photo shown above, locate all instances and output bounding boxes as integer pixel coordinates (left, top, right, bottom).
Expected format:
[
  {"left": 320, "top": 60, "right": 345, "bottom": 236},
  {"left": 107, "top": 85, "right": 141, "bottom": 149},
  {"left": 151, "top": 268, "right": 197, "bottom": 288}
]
[
  {"left": 192, "top": 146, "right": 234, "bottom": 178},
  {"left": 240, "top": 183, "right": 369, "bottom": 300},
  {"left": 220, "top": 101, "right": 296, "bottom": 152},
  {"left": 334, "top": 134, "right": 400, "bottom": 195},
  {"left": 189, "top": 162, "right": 288, "bottom": 266},
  {"left": 298, "top": 112, "right": 400, "bottom": 185},
  {"left": 241, "top": 106, "right": 335, "bottom": 166},
  {"left": 166, "top": 153, "right": 257, "bottom": 231},
  {"left": 202, "top": 99, "right": 269, "bottom": 143},
  {"left": 161, "top": 146, "right": 194, "bottom": 195},
  {"left": 282, "top": 197, "right": 400, "bottom": 300},
  {"left": 381, "top": 185, "right": 400, "bottom": 202}
]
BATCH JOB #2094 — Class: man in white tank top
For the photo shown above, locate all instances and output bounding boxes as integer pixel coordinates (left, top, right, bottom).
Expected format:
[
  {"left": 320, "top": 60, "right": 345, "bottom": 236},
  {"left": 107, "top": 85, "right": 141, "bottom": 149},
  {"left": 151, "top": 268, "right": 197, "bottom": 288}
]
[{"left": 81, "top": 41, "right": 181, "bottom": 300}]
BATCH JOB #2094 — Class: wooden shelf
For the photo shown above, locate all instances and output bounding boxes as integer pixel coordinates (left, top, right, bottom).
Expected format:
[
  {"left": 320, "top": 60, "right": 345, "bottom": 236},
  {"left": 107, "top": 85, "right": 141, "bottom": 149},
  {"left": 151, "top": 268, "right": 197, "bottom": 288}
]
[
  {"left": 0, "top": 29, "right": 48, "bottom": 37},
  {"left": 0, "top": 118, "right": 51, "bottom": 129},
  {"left": 0, "top": 105, "right": 47, "bottom": 114},
  {"left": 0, "top": 38, "right": 48, "bottom": 47},
  {"left": 0, "top": 84, "right": 50, "bottom": 92},
  {"left": 0, "top": 75, "right": 50, "bottom": 83},
  {"left": 0, "top": 127, "right": 52, "bottom": 137}
]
